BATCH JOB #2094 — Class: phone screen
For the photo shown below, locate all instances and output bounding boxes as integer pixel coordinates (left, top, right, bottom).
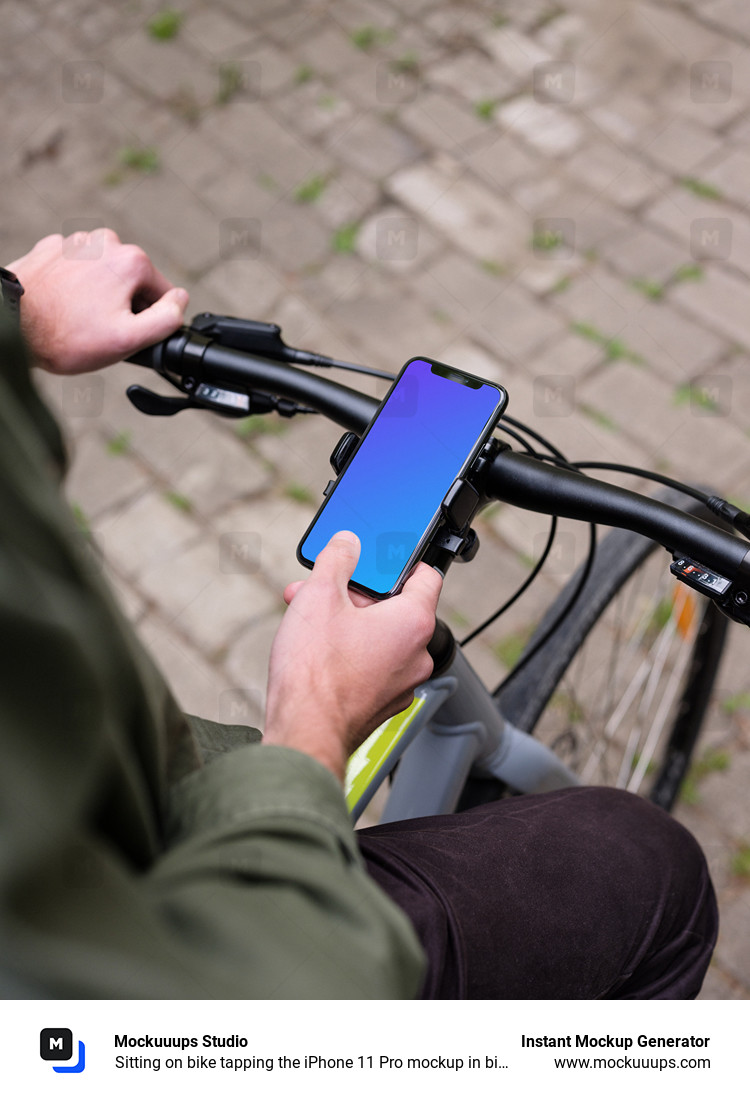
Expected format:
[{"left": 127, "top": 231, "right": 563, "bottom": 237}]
[{"left": 298, "top": 357, "right": 507, "bottom": 597}]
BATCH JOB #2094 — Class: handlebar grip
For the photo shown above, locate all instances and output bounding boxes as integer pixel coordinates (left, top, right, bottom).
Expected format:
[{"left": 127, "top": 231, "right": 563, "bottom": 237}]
[
  {"left": 127, "top": 328, "right": 190, "bottom": 371},
  {"left": 427, "top": 618, "right": 456, "bottom": 678}
]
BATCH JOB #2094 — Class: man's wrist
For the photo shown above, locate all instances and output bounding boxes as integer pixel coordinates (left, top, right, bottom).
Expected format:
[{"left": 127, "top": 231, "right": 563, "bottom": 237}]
[{"left": 263, "top": 718, "right": 348, "bottom": 783}]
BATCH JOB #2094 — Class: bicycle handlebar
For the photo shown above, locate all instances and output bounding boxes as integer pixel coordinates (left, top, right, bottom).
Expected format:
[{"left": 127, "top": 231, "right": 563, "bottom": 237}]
[
  {"left": 127, "top": 325, "right": 750, "bottom": 605},
  {"left": 486, "top": 451, "right": 750, "bottom": 582}
]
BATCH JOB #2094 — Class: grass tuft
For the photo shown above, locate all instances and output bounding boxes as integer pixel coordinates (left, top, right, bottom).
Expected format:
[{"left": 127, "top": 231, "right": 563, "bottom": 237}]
[
  {"left": 350, "top": 25, "right": 393, "bottom": 50},
  {"left": 106, "top": 430, "right": 132, "bottom": 456},
  {"left": 118, "top": 145, "right": 160, "bottom": 173},
  {"left": 673, "top": 383, "right": 718, "bottom": 412},
  {"left": 474, "top": 98, "right": 498, "bottom": 121},
  {"left": 679, "top": 748, "right": 730, "bottom": 805},
  {"left": 217, "top": 62, "right": 246, "bottom": 105},
  {"left": 147, "top": 9, "right": 183, "bottom": 40},
  {"left": 294, "top": 175, "right": 328, "bottom": 203},
  {"left": 163, "top": 490, "right": 192, "bottom": 513},
  {"left": 285, "top": 482, "right": 316, "bottom": 505},
  {"left": 570, "top": 320, "right": 643, "bottom": 364},
  {"left": 680, "top": 177, "right": 723, "bottom": 201},
  {"left": 331, "top": 222, "right": 359, "bottom": 253},
  {"left": 730, "top": 843, "right": 750, "bottom": 878}
]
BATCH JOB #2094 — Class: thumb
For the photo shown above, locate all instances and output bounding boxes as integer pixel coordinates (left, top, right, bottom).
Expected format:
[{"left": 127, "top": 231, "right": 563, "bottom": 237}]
[
  {"left": 128, "top": 286, "right": 189, "bottom": 346},
  {"left": 283, "top": 579, "right": 305, "bottom": 605},
  {"left": 400, "top": 561, "right": 443, "bottom": 609},
  {"left": 310, "top": 530, "right": 361, "bottom": 594}
]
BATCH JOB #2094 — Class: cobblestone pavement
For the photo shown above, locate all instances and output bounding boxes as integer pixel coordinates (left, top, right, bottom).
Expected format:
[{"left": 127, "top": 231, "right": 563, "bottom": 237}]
[{"left": 3, "top": 0, "right": 750, "bottom": 998}]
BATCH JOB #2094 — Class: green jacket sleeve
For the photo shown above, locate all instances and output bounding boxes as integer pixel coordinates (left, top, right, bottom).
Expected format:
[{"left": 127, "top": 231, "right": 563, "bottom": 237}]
[{"left": 0, "top": 322, "right": 425, "bottom": 999}]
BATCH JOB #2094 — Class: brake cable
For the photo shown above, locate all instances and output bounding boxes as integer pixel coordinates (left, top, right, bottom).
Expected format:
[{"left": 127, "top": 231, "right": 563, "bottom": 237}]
[
  {"left": 459, "top": 417, "right": 598, "bottom": 663},
  {"left": 574, "top": 461, "right": 750, "bottom": 540}
]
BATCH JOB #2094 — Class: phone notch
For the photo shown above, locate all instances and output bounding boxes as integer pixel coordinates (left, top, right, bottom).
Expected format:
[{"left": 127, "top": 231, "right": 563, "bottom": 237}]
[{"left": 430, "top": 362, "right": 482, "bottom": 389}]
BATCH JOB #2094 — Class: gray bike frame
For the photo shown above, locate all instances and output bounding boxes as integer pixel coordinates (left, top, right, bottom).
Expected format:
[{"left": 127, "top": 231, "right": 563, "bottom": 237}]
[{"left": 349, "top": 644, "right": 578, "bottom": 824}]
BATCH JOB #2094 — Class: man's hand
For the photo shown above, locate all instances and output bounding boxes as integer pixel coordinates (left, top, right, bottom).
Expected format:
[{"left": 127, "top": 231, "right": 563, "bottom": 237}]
[
  {"left": 264, "top": 532, "right": 443, "bottom": 781},
  {"left": 8, "top": 229, "right": 189, "bottom": 374}
]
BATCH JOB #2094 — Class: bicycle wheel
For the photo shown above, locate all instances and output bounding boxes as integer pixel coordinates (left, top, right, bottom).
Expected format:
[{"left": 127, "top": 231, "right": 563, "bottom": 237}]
[{"left": 493, "top": 490, "right": 729, "bottom": 811}]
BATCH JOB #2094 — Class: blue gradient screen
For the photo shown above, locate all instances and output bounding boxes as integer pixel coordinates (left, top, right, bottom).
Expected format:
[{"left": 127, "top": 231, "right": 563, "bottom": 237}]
[{"left": 299, "top": 358, "right": 505, "bottom": 595}]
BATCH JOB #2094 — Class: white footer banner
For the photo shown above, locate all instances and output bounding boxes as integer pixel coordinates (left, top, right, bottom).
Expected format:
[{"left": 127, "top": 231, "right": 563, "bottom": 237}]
[{"left": 11, "top": 999, "right": 744, "bottom": 1099}]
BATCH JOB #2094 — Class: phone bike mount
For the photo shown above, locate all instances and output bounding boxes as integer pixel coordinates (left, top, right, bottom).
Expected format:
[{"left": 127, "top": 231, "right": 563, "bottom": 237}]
[{"left": 324, "top": 431, "right": 506, "bottom": 575}]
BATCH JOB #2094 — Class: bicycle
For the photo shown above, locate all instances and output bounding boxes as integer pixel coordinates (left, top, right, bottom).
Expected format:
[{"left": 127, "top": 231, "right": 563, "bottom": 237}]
[{"left": 126, "top": 312, "right": 750, "bottom": 825}]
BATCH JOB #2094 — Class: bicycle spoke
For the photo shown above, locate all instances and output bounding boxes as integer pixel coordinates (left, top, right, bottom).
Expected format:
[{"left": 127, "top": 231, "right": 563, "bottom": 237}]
[{"left": 539, "top": 562, "right": 706, "bottom": 795}]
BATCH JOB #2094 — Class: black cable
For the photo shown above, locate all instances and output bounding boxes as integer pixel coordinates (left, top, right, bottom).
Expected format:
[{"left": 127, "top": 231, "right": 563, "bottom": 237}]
[
  {"left": 573, "top": 461, "right": 710, "bottom": 504},
  {"left": 459, "top": 416, "right": 598, "bottom": 649},
  {"left": 324, "top": 357, "right": 395, "bottom": 381},
  {"left": 459, "top": 516, "right": 558, "bottom": 645},
  {"left": 496, "top": 423, "right": 536, "bottom": 454},
  {"left": 494, "top": 520, "right": 598, "bottom": 693},
  {"left": 503, "top": 413, "right": 569, "bottom": 463},
  {"left": 571, "top": 460, "right": 750, "bottom": 542}
]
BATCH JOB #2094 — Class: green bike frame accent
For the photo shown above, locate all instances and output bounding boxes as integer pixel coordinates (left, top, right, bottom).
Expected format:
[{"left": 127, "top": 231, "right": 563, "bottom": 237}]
[
  {"left": 345, "top": 695, "right": 426, "bottom": 816},
  {"left": 344, "top": 652, "right": 580, "bottom": 824}
]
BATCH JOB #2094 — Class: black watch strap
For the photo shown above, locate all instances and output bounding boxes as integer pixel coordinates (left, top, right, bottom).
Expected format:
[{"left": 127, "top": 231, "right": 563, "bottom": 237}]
[{"left": 0, "top": 267, "right": 24, "bottom": 324}]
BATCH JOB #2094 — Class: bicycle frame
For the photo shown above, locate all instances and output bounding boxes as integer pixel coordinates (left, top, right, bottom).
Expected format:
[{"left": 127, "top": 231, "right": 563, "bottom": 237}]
[{"left": 347, "top": 644, "right": 578, "bottom": 823}]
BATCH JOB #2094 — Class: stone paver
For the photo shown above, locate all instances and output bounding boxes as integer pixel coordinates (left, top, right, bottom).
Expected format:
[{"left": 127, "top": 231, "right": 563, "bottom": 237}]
[
  {"left": 497, "top": 96, "right": 585, "bottom": 157},
  {"left": 640, "top": 116, "right": 725, "bottom": 176},
  {"left": 400, "top": 88, "right": 493, "bottom": 152},
  {"left": 554, "top": 266, "right": 730, "bottom": 383},
  {"left": 564, "top": 141, "right": 670, "bottom": 210},
  {"left": 137, "top": 539, "right": 278, "bottom": 656},
  {"left": 645, "top": 186, "right": 750, "bottom": 281},
  {"left": 326, "top": 112, "right": 422, "bottom": 179},
  {"left": 63, "top": 432, "right": 152, "bottom": 520},
  {"left": 93, "top": 489, "right": 200, "bottom": 582},
  {"left": 389, "top": 157, "right": 529, "bottom": 261},
  {"left": 3, "top": 0, "right": 750, "bottom": 999},
  {"left": 598, "top": 224, "right": 689, "bottom": 284},
  {"left": 672, "top": 265, "right": 750, "bottom": 348},
  {"left": 581, "top": 361, "right": 750, "bottom": 482}
]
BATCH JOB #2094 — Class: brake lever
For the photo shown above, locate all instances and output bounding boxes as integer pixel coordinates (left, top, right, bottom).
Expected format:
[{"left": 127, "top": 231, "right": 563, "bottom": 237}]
[
  {"left": 126, "top": 386, "right": 199, "bottom": 417},
  {"left": 126, "top": 381, "right": 304, "bottom": 420},
  {"left": 127, "top": 381, "right": 252, "bottom": 419}
]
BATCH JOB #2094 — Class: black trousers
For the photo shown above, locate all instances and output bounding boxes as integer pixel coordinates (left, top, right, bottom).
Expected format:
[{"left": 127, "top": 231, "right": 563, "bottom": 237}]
[{"left": 358, "top": 787, "right": 718, "bottom": 999}]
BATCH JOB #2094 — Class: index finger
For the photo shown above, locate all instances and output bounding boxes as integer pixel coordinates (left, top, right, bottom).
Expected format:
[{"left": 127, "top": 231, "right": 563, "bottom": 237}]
[
  {"left": 135, "top": 262, "right": 173, "bottom": 304},
  {"left": 103, "top": 237, "right": 174, "bottom": 304}
]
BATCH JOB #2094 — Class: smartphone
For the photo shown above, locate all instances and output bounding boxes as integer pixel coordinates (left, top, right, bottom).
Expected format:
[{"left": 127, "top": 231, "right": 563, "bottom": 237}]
[{"left": 297, "top": 356, "right": 508, "bottom": 598}]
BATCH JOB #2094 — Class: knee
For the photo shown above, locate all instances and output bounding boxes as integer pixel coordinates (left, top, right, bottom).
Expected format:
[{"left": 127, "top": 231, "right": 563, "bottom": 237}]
[{"left": 572, "top": 787, "right": 712, "bottom": 900}]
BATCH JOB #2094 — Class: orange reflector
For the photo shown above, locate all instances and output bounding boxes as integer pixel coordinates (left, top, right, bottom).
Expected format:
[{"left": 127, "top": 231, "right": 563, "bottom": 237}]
[{"left": 673, "top": 584, "right": 698, "bottom": 639}]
